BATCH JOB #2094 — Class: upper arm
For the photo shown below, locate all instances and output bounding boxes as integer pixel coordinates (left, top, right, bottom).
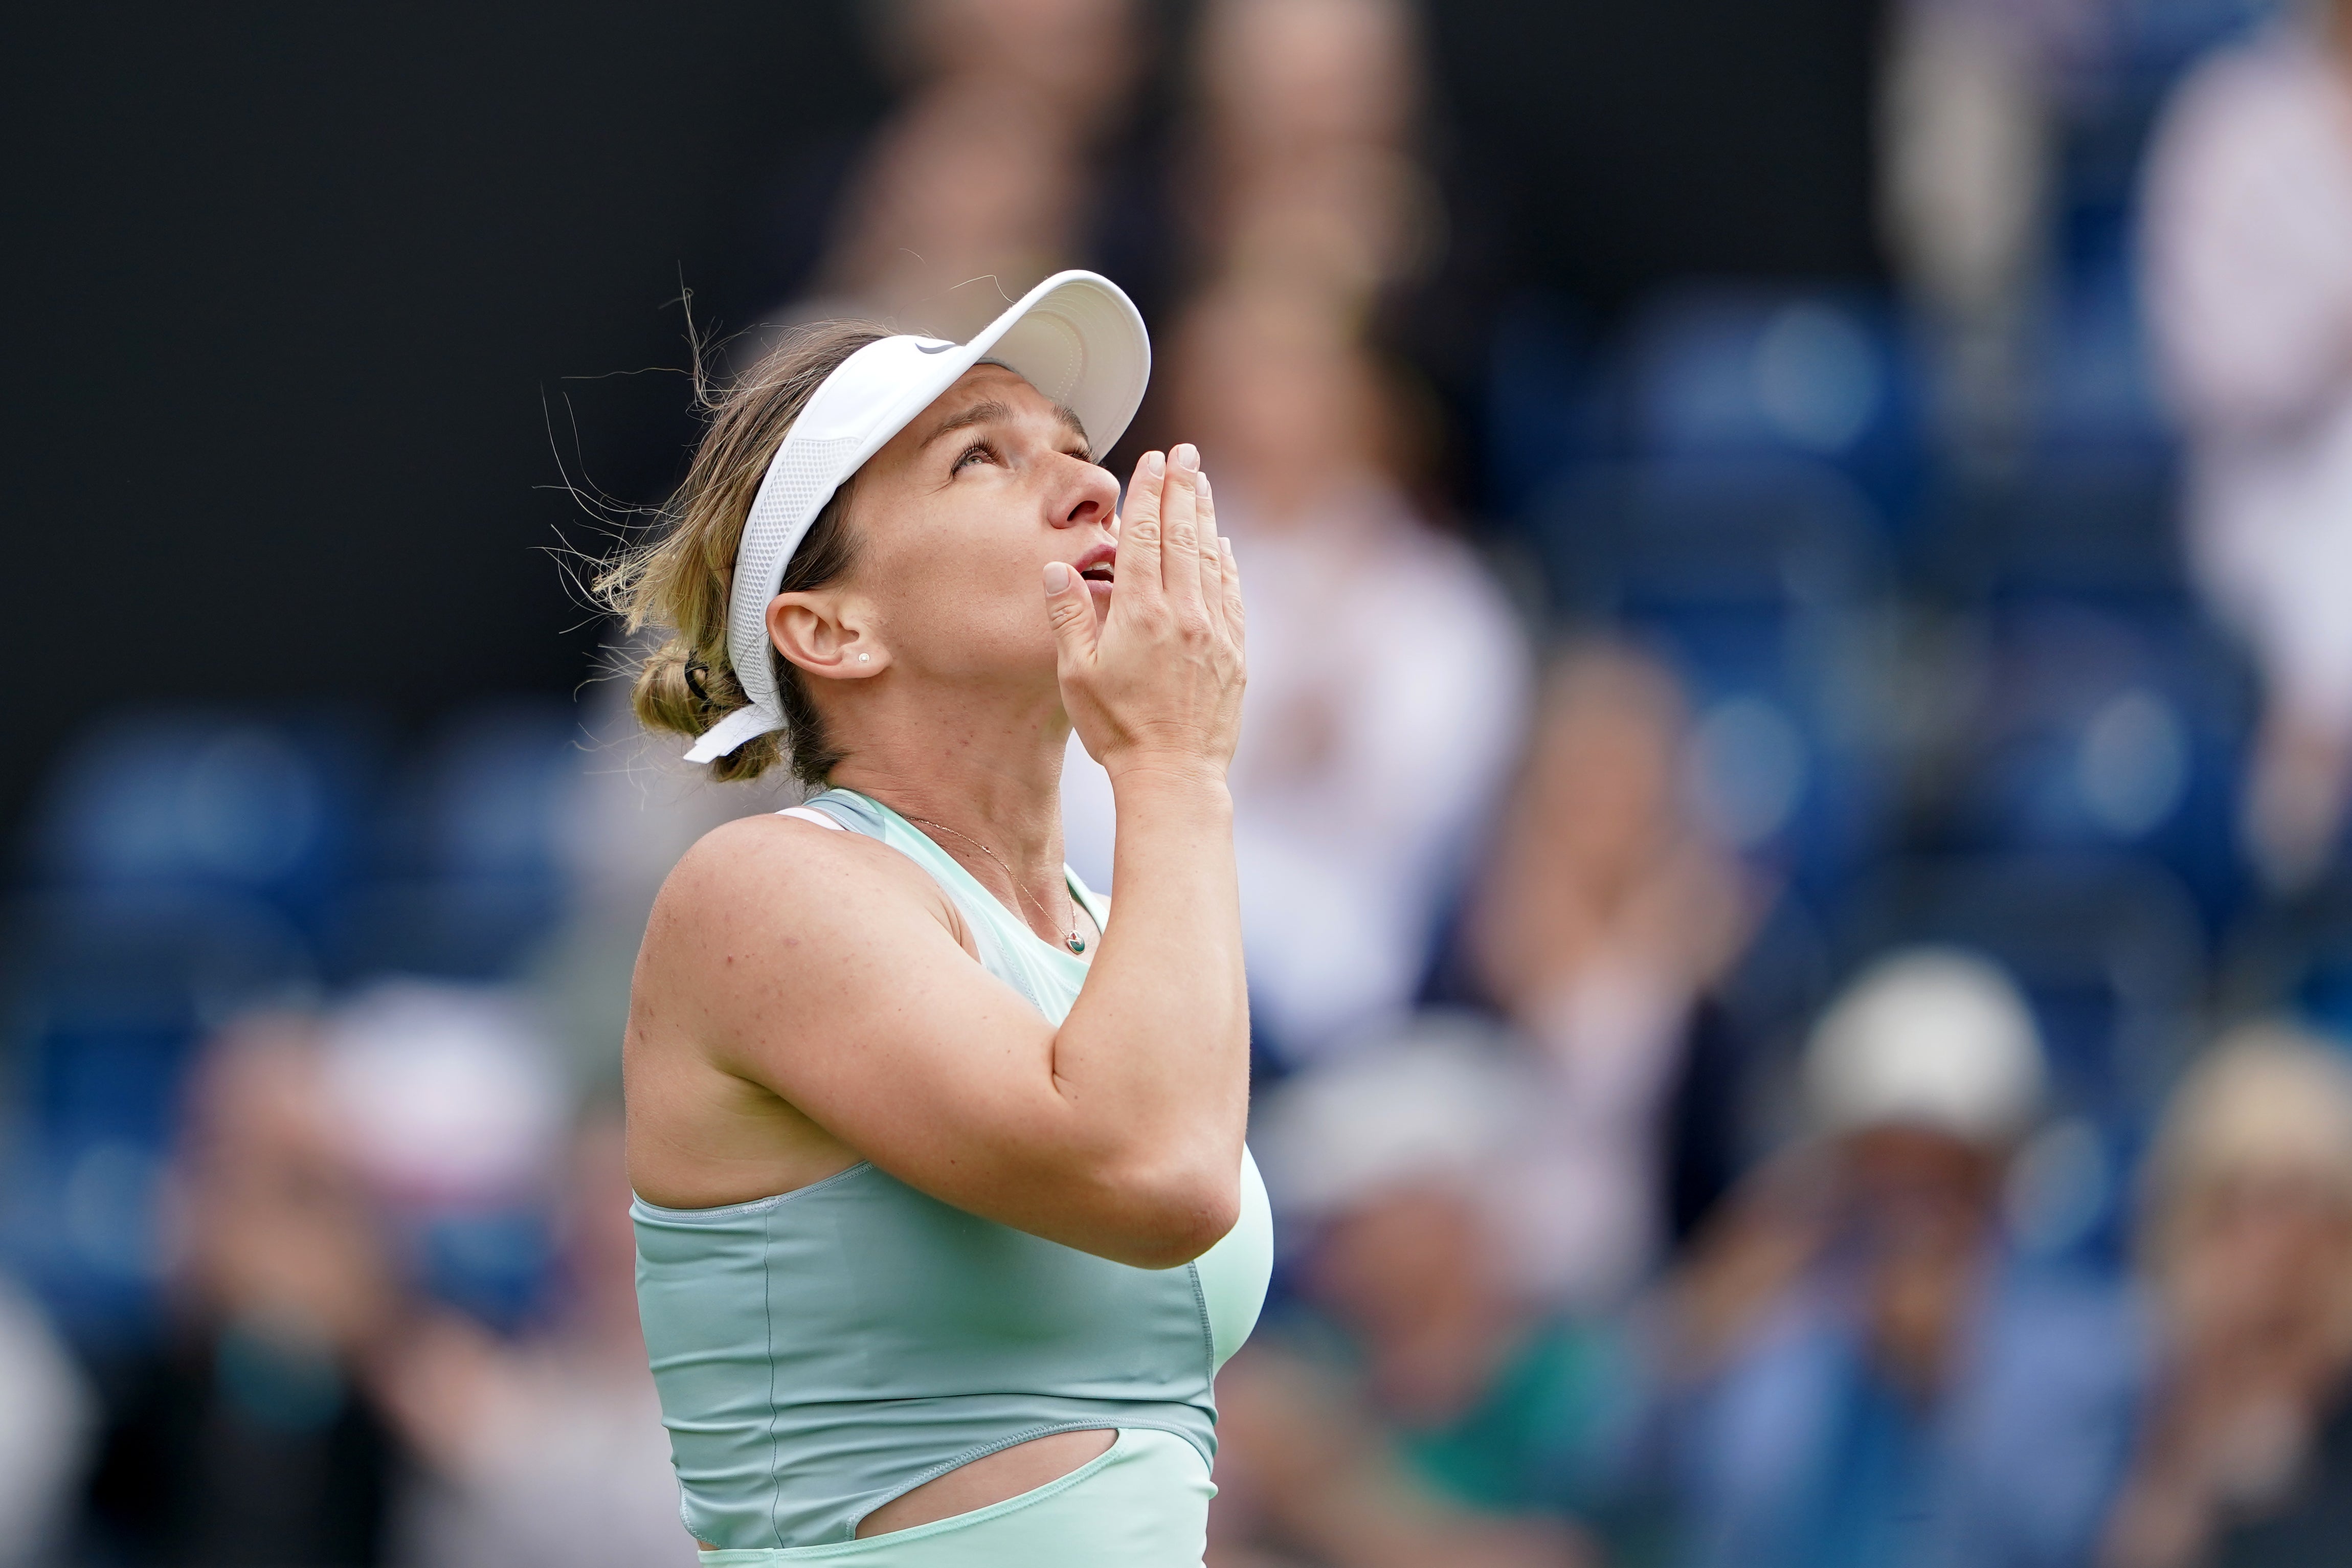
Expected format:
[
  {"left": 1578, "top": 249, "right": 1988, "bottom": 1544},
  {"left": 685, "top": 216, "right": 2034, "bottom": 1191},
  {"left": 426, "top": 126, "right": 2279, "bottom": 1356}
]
[{"left": 641, "top": 817, "right": 1149, "bottom": 1253}]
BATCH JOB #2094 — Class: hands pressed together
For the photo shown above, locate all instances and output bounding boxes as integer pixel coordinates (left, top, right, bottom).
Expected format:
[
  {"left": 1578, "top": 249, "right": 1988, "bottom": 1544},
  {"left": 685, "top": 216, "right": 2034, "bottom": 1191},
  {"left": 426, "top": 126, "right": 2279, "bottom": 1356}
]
[{"left": 1043, "top": 441, "right": 1246, "bottom": 784}]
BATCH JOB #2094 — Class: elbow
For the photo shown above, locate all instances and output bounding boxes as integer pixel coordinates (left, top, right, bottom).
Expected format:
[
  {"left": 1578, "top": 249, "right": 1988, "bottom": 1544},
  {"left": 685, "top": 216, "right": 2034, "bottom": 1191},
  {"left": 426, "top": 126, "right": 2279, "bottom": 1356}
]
[{"left": 1097, "top": 1167, "right": 1241, "bottom": 1271}]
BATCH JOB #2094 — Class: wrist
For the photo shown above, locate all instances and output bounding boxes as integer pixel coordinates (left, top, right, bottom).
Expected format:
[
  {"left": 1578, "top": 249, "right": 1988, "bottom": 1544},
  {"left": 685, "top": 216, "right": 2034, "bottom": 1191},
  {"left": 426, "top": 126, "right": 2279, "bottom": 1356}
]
[{"left": 1105, "top": 755, "right": 1233, "bottom": 808}]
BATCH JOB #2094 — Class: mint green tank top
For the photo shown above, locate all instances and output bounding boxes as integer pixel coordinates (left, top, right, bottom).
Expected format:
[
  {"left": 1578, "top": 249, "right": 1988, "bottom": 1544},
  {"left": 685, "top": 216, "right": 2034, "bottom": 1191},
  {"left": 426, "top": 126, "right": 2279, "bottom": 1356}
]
[{"left": 633, "top": 788, "right": 1273, "bottom": 1552}]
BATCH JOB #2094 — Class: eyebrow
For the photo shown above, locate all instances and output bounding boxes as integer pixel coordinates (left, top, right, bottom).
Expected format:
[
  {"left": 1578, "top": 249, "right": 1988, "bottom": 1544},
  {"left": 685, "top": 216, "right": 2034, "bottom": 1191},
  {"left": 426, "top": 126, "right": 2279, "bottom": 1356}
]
[{"left": 923, "top": 396, "right": 1092, "bottom": 455}]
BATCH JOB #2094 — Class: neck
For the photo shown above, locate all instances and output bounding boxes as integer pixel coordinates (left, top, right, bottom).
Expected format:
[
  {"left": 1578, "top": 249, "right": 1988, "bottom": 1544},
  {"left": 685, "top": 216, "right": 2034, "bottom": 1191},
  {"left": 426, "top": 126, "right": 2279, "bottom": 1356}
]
[{"left": 823, "top": 677, "right": 1075, "bottom": 939}]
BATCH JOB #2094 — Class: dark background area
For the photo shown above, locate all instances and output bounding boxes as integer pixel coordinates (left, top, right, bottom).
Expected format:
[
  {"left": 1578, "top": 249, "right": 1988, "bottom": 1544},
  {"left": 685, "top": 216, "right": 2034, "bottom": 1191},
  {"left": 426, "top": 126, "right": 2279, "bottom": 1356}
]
[
  {"left": 1428, "top": 0, "right": 1881, "bottom": 304},
  {"left": 1, "top": 0, "right": 1879, "bottom": 842}
]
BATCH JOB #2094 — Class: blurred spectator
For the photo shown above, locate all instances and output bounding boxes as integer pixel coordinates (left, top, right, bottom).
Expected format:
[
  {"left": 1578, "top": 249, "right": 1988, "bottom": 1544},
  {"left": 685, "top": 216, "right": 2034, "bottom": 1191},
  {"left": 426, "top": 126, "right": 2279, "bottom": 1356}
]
[
  {"left": 1878, "top": 0, "right": 2109, "bottom": 463},
  {"left": 1220, "top": 1030, "right": 1633, "bottom": 1567},
  {"left": 318, "top": 979, "right": 572, "bottom": 1331},
  {"left": 379, "top": 1112, "right": 692, "bottom": 1568},
  {"left": 85, "top": 1016, "right": 413, "bottom": 1566},
  {"left": 0, "top": 1274, "right": 94, "bottom": 1566},
  {"left": 2142, "top": 0, "right": 2352, "bottom": 891},
  {"left": 2102, "top": 1024, "right": 2352, "bottom": 1568},
  {"left": 1063, "top": 284, "right": 1529, "bottom": 1058},
  {"left": 1460, "top": 641, "right": 1760, "bottom": 1307},
  {"left": 793, "top": 0, "right": 1146, "bottom": 338},
  {"left": 807, "top": 82, "right": 1094, "bottom": 337},
  {"left": 1661, "top": 949, "right": 2143, "bottom": 1568},
  {"left": 1189, "top": 0, "right": 1438, "bottom": 316},
  {"left": 865, "top": 0, "right": 1143, "bottom": 134},
  {"left": 321, "top": 980, "right": 568, "bottom": 1212}
]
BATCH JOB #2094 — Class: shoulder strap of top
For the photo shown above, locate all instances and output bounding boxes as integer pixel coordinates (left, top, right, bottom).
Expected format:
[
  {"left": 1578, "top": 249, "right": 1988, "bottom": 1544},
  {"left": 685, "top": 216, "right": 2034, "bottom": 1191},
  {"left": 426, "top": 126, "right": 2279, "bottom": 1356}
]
[
  {"left": 790, "top": 789, "right": 1061, "bottom": 1015},
  {"left": 790, "top": 790, "right": 881, "bottom": 835},
  {"left": 793, "top": 792, "right": 1101, "bottom": 937}
]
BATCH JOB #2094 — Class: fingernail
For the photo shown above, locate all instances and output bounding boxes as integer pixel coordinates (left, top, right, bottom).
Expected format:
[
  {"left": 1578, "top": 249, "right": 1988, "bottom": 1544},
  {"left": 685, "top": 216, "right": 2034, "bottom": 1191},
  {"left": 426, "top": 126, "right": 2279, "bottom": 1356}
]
[
  {"left": 1043, "top": 561, "right": 1071, "bottom": 592},
  {"left": 1172, "top": 443, "right": 1199, "bottom": 472},
  {"left": 1196, "top": 472, "right": 1212, "bottom": 502},
  {"left": 1143, "top": 451, "right": 1165, "bottom": 476}
]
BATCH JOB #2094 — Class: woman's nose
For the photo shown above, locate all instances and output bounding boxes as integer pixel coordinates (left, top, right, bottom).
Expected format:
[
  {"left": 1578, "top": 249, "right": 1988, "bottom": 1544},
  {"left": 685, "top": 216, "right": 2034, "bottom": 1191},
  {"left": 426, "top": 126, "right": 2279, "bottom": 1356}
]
[{"left": 1055, "top": 455, "right": 1121, "bottom": 530}]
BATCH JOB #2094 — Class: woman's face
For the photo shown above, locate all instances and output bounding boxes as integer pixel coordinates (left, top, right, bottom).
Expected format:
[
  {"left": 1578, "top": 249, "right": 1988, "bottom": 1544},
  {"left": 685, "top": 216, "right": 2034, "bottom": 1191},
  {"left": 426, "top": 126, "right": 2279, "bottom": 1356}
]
[
  {"left": 2168, "top": 1171, "right": 2352, "bottom": 1367},
  {"left": 784, "top": 363, "right": 1122, "bottom": 695}
]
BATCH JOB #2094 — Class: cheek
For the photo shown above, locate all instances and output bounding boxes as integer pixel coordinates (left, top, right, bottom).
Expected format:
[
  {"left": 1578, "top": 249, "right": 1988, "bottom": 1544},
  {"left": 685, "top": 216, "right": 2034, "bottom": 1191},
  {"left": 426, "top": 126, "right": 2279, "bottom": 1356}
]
[{"left": 865, "top": 502, "right": 1059, "bottom": 669}]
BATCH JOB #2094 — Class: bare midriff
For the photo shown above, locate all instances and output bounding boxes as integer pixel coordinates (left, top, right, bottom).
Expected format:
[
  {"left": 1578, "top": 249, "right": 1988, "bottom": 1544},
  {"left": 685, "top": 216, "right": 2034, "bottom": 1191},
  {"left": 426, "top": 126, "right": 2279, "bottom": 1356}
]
[{"left": 695, "top": 1427, "right": 1118, "bottom": 1550}]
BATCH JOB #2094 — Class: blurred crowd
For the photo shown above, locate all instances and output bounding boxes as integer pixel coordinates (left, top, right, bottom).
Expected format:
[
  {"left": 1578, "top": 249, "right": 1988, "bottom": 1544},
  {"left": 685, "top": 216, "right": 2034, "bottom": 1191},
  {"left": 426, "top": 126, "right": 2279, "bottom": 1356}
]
[{"left": 8, "top": 1, "right": 2352, "bottom": 1564}]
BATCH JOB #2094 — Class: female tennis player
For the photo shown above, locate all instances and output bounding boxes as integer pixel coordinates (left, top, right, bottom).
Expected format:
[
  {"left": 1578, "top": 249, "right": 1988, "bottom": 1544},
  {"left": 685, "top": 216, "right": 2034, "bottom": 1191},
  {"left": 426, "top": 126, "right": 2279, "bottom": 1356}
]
[{"left": 609, "top": 271, "right": 1271, "bottom": 1566}]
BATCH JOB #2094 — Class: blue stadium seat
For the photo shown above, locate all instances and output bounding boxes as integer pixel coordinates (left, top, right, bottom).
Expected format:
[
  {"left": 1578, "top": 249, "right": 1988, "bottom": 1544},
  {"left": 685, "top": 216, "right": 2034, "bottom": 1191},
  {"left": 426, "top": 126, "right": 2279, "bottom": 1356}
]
[
  {"left": 1619, "top": 286, "right": 1927, "bottom": 526},
  {"left": 1917, "top": 434, "right": 2253, "bottom": 926},
  {"left": 24, "top": 710, "right": 379, "bottom": 930},
  {"left": 5, "top": 711, "right": 369, "bottom": 1340},
  {"left": 1534, "top": 456, "right": 1897, "bottom": 897},
  {"left": 2028, "top": 255, "right": 2176, "bottom": 462},
  {"left": 0, "top": 886, "right": 313, "bottom": 1345},
  {"left": 1952, "top": 601, "right": 2250, "bottom": 927},
  {"left": 323, "top": 699, "right": 582, "bottom": 982}
]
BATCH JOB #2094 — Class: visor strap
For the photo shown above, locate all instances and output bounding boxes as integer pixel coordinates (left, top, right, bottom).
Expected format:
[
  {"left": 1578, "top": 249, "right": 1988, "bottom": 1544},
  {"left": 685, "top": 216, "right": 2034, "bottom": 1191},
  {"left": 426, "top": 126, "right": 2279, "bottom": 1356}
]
[{"left": 683, "top": 701, "right": 787, "bottom": 765}]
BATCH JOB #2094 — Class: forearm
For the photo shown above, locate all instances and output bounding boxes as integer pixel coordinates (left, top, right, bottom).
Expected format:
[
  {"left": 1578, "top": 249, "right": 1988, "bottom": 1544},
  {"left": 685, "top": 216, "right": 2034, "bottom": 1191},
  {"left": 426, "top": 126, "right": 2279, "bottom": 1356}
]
[
  {"left": 1021, "top": 435, "right": 1249, "bottom": 1262},
  {"left": 1050, "top": 765, "right": 1249, "bottom": 1222}
]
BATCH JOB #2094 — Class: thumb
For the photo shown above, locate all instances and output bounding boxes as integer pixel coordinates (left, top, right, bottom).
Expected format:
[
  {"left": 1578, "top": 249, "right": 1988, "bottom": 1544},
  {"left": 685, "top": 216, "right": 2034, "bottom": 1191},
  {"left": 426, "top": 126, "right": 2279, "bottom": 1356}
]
[{"left": 1043, "top": 560, "right": 1098, "bottom": 671}]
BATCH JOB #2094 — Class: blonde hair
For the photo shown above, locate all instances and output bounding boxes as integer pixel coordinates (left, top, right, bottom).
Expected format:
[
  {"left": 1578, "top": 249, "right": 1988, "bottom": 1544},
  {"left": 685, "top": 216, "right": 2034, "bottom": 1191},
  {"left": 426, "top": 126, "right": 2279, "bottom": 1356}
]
[
  {"left": 2146, "top": 1023, "right": 2352, "bottom": 1239},
  {"left": 2142, "top": 1022, "right": 2352, "bottom": 1346},
  {"left": 596, "top": 321, "right": 889, "bottom": 786}
]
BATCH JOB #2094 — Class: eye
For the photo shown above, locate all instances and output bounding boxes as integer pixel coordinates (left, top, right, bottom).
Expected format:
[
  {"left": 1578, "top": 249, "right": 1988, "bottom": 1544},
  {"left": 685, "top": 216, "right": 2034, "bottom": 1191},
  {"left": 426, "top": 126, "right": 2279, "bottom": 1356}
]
[{"left": 954, "top": 441, "right": 997, "bottom": 472}]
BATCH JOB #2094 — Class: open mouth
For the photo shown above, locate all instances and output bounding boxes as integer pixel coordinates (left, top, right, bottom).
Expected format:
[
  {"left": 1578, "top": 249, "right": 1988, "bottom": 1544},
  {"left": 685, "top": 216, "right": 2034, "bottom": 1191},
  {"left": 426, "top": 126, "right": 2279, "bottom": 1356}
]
[{"left": 1072, "top": 541, "right": 1116, "bottom": 594}]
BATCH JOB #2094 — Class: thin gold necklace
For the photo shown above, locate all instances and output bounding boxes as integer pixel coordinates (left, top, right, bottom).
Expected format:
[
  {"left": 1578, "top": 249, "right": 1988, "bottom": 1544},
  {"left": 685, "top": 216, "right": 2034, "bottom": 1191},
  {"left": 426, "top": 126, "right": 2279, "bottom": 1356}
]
[{"left": 903, "top": 814, "right": 1087, "bottom": 954}]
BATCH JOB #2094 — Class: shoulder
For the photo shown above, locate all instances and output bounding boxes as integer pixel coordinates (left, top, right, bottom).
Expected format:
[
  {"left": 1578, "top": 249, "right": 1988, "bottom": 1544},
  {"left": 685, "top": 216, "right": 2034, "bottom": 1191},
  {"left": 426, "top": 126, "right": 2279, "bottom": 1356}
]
[
  {"left": 647, "top": 811, "right": 960, "bottom": 962},
  {"left": 630, "top": 810, "right": 978, "bottom": 1077},
  {"left": 663, "top": 809, "right": 889, "bottom": 901}
]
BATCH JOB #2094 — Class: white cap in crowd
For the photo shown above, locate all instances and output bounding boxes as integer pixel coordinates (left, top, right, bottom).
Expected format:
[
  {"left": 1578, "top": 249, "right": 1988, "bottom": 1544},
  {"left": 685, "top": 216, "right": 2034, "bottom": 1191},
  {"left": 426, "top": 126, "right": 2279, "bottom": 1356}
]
[
  {"left": 1804, "top": 946, "right": 2047, "bottom": 1144},
  {"left": 1250, "top": 1014, "right": 1530, "bottom": 1227}
]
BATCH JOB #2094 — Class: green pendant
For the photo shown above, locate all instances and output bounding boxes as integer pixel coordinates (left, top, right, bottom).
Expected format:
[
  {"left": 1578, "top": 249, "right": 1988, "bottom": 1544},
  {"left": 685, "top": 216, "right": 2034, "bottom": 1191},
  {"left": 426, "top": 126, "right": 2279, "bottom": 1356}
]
[{"left": 1066, "top": 934, "right": 1086, "bottom": 954}]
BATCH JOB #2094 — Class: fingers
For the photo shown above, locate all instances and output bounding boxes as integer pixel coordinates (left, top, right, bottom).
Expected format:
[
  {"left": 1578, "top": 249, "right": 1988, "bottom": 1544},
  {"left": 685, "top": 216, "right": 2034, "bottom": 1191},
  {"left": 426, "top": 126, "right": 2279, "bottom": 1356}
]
[
  {"left": 1158, "top": 443, "right": 1204, "bottom": 614},
  {"left": 1196, "top": 471, "right": 1230, "bottom": 641},
  {"left": 1042, "top": 558, "right": 1099, "bottom": 671},
  {"left": 1187, "top": 465, "right": 1244, "bottom": 654},
  {"left": 1220, "top": 520, "right": 1246, "bottom": 652},
  {"left": 1116, "top": 450, "right": 1166, "bottom": 609}
]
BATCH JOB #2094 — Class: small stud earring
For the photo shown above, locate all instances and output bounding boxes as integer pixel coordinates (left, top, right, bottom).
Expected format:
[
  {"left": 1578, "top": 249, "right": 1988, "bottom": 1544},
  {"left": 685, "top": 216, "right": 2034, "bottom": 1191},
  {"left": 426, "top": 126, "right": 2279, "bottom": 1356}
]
[{"left": 858, "top": 653, "right": 871, "bottom": 663}]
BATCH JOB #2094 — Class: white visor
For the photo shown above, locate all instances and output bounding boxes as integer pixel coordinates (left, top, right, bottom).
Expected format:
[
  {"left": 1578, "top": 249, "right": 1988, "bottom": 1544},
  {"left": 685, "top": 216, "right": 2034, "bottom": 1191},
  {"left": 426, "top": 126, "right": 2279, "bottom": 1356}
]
[{"left": 684, "top": 270, "right": 1151, "bottom": 764}]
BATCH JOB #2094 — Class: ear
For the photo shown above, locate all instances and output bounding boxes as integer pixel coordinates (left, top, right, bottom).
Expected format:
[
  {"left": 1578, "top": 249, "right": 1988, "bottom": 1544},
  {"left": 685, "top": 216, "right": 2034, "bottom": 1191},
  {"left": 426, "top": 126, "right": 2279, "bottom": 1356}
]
[{"left": 767, "top": 590, "right": 885, "bottom": 681}]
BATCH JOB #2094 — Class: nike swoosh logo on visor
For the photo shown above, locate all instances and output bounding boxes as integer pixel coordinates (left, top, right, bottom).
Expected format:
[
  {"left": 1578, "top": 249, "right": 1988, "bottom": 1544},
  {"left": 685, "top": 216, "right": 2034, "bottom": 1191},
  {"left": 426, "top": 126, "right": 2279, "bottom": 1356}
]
[{"left": 914, "top": 341, "right": 958, "bottom": 354}]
